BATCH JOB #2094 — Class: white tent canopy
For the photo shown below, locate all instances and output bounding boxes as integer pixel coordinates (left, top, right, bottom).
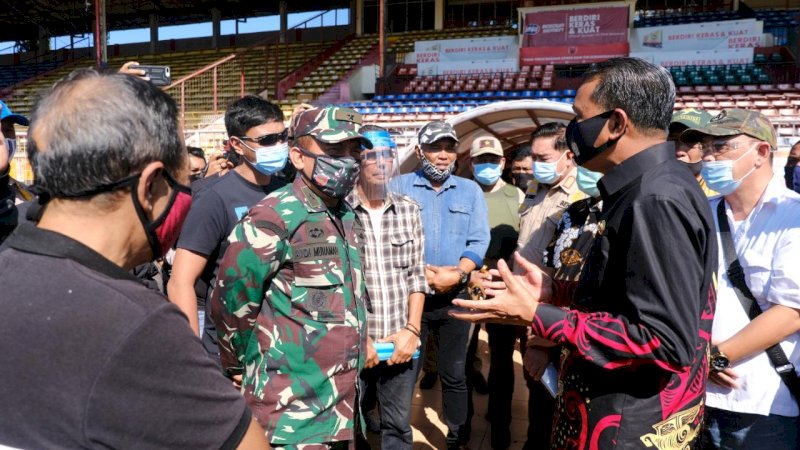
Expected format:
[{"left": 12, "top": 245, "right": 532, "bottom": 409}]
[{"left": 399, "top": 100, "right": 577, "bottom": 175}]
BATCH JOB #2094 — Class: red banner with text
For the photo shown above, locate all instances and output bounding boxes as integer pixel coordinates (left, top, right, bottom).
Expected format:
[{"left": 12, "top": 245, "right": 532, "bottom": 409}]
[{"left": 520, "top": 5, "right": 629, "bottom": 65}]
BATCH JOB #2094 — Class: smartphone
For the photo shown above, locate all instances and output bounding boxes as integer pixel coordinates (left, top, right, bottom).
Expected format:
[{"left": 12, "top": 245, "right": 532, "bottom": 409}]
[
  {"left": 373, "top": 342, "right": 421, "bottom": 361},
  {"left": 540, "top": 363, "right": 559, "bottom": 398},
  {"left": 131, "top": 65, "right": 171, "bottom": 86}
]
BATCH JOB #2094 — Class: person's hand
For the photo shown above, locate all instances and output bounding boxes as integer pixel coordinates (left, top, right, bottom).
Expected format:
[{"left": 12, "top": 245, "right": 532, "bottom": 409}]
[
  {"left": 232, "top": 374, "right": 243, "bottom": 390},
  {"left": 709, "top": 367, "right": 739, "bottom": 389},
  {"left": 426, "top": 265, "right": 462, "bottom": 294},
  {"left": 450, "top": 254, "right": 547, "bottom": 325},
  {"left": 205, "top": 152, "right": 234, "bottom": 177},
  {"left": 119, "top": 61, "right": 149, "bottom": 80},
  {"left": 467, "top": 267, "right": 491, "bottom": 300},
  {"left": 365, "top": 337, "right": 380, "bottom": 369},
  {"left": 378, "top": 329, "right": 419, "bottom": 365},
  {"left": 524, "top": 347, "right": 550, "bottom": 380}
]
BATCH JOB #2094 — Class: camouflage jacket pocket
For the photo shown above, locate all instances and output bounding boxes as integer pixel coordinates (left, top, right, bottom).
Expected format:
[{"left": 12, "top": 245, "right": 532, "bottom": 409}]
[{"left": 292, "top": 259, "right": 346, "bottom": 323}]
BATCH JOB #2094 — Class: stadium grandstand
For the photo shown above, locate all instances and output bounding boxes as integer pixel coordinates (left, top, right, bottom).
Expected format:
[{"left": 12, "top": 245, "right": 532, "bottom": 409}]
[{"left": 1, "top": 0, "right": 798, "bottom": 188}]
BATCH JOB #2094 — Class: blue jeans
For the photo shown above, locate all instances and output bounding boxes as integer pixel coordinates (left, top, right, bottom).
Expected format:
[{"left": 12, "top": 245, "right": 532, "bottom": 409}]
[
  {"left": 418, "top": 297, "right": 472, "bottom": 448},
  {"left": 702, "top": 406, "right": 799, "bottom": 450},
  {"left": 359, "top": 360, "right": 416, "bottom": 450}
]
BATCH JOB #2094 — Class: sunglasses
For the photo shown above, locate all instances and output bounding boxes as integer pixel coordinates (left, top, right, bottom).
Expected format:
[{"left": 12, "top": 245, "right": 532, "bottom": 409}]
[
  {"left": 362, "top": 149, "right": 395, "bottom": 162},
  {"left": 237, "top": 129, "right": 289, "bottom": 147}
]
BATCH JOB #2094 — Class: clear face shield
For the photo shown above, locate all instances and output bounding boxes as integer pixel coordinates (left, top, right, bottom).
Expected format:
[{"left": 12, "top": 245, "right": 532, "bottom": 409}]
[{"left": 357, "top": 128, "right": 400, "bottom": 203}]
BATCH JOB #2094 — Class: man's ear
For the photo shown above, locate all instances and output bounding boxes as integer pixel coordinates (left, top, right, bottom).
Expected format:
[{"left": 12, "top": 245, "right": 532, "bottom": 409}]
[
  {"left": 289, "top": 145, "right": 306, "bottom": 171},
  {"left": 754, "top": 142, "right": 772, "bottom": 167},
  {"left": 136, "top": 161, "right": 166, "bottom": 217},
  {"left": 229, "top": 137, "right": 246, "bottom": 157},
  {"left": 608, "top": 108, "right": 629, "bottom": 139}
]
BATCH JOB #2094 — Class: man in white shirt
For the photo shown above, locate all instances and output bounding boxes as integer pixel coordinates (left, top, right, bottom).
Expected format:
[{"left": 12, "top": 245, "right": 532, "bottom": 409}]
[{"left": 682, "top": 109, "right": 800, "bottom": 449}]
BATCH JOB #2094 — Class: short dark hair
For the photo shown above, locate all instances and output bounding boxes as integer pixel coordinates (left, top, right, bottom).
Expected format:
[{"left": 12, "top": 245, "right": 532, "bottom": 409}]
[
  {"left": 28, "top": 71, "right": 185, "bottom": 199},
  {"left": 531, "top": 122, "right": 568, "bottom": 152},
  {"left": 224, "top": 95, "right": 283, "bottom": 138},
  {"left": 187, "top": 146, "right": 205, "bottom": 161},
  {"left": 509, "top": 144, "right": 532, "bottom": 162},
  {"left": 583, "top": 57, "right": 675, "bottom": 134}
]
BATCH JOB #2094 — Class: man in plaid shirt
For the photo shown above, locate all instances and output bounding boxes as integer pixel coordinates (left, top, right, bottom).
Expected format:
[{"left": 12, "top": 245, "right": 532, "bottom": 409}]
[{"left": 348, "top": 126, "right": 427, "bottom": 450}]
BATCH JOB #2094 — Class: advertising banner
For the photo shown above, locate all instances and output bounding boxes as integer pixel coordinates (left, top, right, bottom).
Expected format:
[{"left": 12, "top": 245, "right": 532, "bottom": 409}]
[
  {"left": 522, "top": 6, "right": 629, "bottom": 47},
  {"left": 519, "top": 3, "right": 630, "bottom": 65},
  {"left": 631, "top": 48, "right": 755, "bottom": 67},
  {"left": 415, "top": 36, "right": 519, "bottom": 76},
  {"left": 521, "top": 42, "right": 630, "bottom": 65},
  {"left": 630, "top": 19, "right": 763, "bottom": 53}
]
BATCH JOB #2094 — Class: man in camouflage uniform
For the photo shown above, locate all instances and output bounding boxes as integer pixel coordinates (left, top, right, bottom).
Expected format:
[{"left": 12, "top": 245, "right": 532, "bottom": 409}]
[{"left": 211, "top": 105, "right": 376, "bottom": 449}]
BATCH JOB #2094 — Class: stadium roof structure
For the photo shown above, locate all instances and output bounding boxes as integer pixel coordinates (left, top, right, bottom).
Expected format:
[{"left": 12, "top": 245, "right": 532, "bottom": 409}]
[
  {"left": 399, "top": 100, "right": 577, "bottom": 174},
  {"left": 0, "top": 0, "right": 350, "bottom": 43}
]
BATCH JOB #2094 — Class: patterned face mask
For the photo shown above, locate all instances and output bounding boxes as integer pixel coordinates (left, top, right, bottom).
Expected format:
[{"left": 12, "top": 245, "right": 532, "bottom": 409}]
[
  {"left": 420, "top": 153, "right": 455, "bottom": 183},
  {"left": 299, "top": 147, "right": 360, "bottom": 199}
]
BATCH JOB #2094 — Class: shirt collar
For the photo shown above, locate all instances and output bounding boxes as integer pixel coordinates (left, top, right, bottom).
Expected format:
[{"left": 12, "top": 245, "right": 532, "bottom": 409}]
[
  {"left": 412, "top": 170, "right": 457, "bottom": 191},
  {"left": 292, "top": 175, "right": 329, "bottom": 213},
  {"left": 347, "top": 188, "right": 397, "bottom": 212},
  {"left": 4, "top": 223, "right": 141, "bottom": 283},
  {"left": 552, "top": 167, "right": 579, "bottom": 194},
  {"left": 598, "top": 141, "right": 675, "bottom": 198}
]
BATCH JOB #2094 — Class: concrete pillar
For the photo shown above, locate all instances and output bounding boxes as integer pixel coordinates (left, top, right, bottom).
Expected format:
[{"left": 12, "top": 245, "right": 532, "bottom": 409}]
[
  {"left": 149, "top": 14, "right": 158, "bottom": 54},
  {"left": 434, "top": 0, "right": 444, "bottom": 30},
  {"left": 37, "top": 26, "right": 50, "bottom": 57},
  {"left": 354, "top": 0, "right": 364, "bottom": 36},
  {"left": 211, "top": 8, "right": 221, "bottom": 49},
  {"left": 279, "top": 1, "right": 288, "bottom": 43}
]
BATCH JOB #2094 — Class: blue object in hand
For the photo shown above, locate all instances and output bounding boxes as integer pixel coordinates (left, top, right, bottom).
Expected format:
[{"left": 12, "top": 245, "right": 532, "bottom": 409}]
[{"left": 374, "top": 342, "right": 421, "bottom": 361}]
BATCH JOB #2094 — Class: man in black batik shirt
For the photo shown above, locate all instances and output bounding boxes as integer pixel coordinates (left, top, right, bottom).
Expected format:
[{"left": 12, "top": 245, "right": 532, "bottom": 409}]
[{"left": 453, "top": 58, "right": 718, "bottom": 450}]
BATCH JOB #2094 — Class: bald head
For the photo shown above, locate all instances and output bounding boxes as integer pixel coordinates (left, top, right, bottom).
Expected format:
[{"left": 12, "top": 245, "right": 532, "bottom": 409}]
[{"left": 28, "top": 70, "right": 185, "bottom": 199}]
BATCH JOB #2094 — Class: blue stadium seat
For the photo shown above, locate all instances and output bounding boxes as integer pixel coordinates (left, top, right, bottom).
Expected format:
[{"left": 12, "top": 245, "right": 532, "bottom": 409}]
[
  {"left": 421, "top": 93, "right": 433, "bottom": 100},
  {"left": 373, "top": 95, "right": 384, "bottom": 102},
  {"left": 548, "top": 90, "right": 562, "bottom": 98},
  {"left": 522, "top": 90, "right": 535, "bottom": 98},
  {"left": 396, "top": 94, "right": 408, "bottom": 101},
  {"left": 386, "top": 94, "right": 396, "bottom": 101},
  {"left": 534, "top": 90, "right": 548, "bottom": 98},
  {"left": 422, "top": 106, "right": 435, "bottom": 113},
  {"left": 508, "top": 91, "right": 521, "bottom": 99},
  {"left": 562, "top": 89, "right": 576, "bottom": 97},
  {"left": 433, "top": 93, "right": 445, "bottom": 100},
  {"left": 445, "top": 93, "right": 458, "bottom": 100}
]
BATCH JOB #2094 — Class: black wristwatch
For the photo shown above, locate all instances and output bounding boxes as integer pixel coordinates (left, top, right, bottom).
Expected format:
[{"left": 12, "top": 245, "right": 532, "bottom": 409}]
[
  {"left": 710, "top": 345, "right": 730, "bottom": 373},
  {"left": 456, "top": 268, "right": 469, "bottom": 286}
]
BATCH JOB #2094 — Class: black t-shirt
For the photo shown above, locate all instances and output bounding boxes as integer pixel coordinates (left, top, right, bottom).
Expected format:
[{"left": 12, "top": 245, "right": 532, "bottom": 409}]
[
  {"left": 178, "top": 170, "right": 285, "bottom": 302},
  {"left": 177, "top": 170, "right": 284, "bottom": 359},
  {"left": 0, "top": 224, "right": 251, "bottom": 449}
]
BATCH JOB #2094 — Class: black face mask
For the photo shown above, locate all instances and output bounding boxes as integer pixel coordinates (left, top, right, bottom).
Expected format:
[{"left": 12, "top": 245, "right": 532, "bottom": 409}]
[
  {"left": 785, "top": 157, "right": 799, "bottom": 189},
  {"left": 565, "top": 110, "right": 620, "bottom": 166},
  {"left": 189, "top": 173, "right": 204, "bottom": 184},
  {"left": 685, "top": 160, "right": 703, "bottom": 176},
  {"left": 512, "top": 173, "right": 535, "bottom": 192}
]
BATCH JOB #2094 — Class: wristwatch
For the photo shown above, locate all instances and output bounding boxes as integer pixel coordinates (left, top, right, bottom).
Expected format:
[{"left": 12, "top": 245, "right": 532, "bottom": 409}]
[
  {"left": 710, "top": 345, "right": 731, "bottom": 372},
  {"left": 455, "top": 268, "right": 469, "bottom": 287}
]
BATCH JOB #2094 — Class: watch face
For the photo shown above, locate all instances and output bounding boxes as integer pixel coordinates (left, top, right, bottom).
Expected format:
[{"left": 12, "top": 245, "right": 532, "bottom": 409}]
[{"left": 712, "top": 354, "right": 730, "bottom": 372}]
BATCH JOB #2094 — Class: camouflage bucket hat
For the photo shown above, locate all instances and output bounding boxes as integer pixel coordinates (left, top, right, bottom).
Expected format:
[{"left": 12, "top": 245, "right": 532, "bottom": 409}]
[
  {"left": 670, "top": 108, "right": 713, "bottom": 132},
  {"left": 418, "top": 121, "right": 459, "bottom": 145},
  {"left": 681, "top": 108, "right": 777, "bottom": 149},
  {"left": 290, "top": 105, "right": 373, "bottom": 148}
]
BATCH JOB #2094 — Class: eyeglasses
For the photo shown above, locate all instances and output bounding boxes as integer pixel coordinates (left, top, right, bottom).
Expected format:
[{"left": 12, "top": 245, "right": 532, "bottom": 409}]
[
  {"left": 237, "top": 129, "right": 289, "bottom": 147},
  {"left": 361, "top": 149, "right": 395, "bottom": 162},
  {"left": 702, "top": 139, "right": 752, "bottom": 157}
]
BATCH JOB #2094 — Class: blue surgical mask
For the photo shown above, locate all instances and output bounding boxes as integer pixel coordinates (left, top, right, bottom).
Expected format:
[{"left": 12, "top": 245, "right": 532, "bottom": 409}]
[
  {"left": 245, "top": 142, "right": 289, "bottom": 176},
  {"left": 576, "top": 166, "right": 603, "bottom": 198},
  {"left": 700, "top": 146, "right": 756, "bottom": 196},
  {"left": 472, "top": 162, "right": 503, "bottom": 186},
  {"left": 533, "top": 151, "right": 567, "bottom": 185}
]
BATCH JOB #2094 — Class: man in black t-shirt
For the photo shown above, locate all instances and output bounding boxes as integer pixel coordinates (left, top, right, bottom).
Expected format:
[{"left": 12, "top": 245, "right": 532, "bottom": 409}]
[
  {"left": 168, "top": 96, "right": 288, "bottom": 362},
  {"left": 0, "top": 70, "right": 266, "bottom": 448}
]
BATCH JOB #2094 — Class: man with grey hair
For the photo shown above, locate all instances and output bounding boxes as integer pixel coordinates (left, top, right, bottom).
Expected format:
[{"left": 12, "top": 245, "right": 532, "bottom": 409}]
[
  {"left": 453, "top": 57, "right": 717, "bottom": 449},
  {"left": 0, "top": 70, "right": 267, "bottom": 449}
]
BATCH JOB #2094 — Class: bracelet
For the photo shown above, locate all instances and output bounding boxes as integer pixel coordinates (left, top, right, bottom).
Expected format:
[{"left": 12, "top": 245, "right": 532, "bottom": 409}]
[
  {"left": 404, "top": 325, "right": 421, "bottom": 338},
  {"left": 405, "top": 322, "right": 421, "bottom": 335}
]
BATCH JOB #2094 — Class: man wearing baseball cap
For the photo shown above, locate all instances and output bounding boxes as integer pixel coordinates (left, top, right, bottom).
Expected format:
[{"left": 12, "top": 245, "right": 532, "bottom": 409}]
[
  {"left": 468, "top": 135, "right": 526, "bottom": 449},
  {"left": 669, "top": 108, "right": 716, "bottom": 196},
  {"left": 684, "top": 109, "right": 800, "bottom": 449},
  {"left": 392, "top": 120, "right": 489, "bottom": 450},
  {"left": 211, "top": 105, "right": 375, "bottom": 448},
  {"left": 0, "top": 100, "right": 31, "bottom": 242}
]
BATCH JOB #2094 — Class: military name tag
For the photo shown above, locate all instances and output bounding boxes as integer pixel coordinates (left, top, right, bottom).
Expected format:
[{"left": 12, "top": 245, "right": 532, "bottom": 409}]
[{"left": 294, "top": 243, "right": 339, "bottom": 261}]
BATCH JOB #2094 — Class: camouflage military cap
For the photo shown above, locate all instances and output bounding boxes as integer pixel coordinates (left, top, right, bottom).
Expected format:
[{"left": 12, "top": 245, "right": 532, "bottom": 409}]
[
  {"left": 681, "top": 108, "right": 777, "bottom": 149},
  {"left": 418, "top": 121, "right": 459, "bottom": 145},
  {"left": 291, "top": 105, "right": 373, "bottom": 148},
  {"left": 670, "top": 108, "right": 712, "bottom": 132}
]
